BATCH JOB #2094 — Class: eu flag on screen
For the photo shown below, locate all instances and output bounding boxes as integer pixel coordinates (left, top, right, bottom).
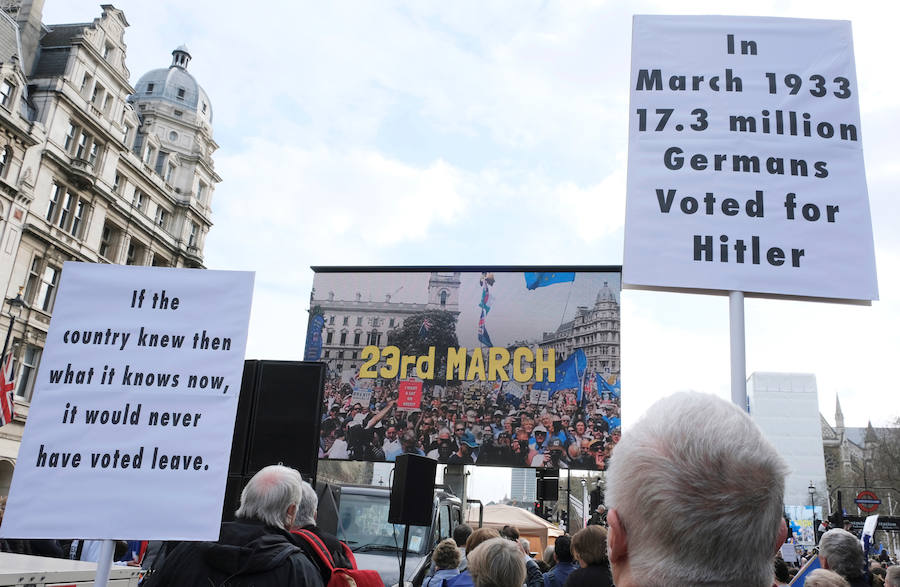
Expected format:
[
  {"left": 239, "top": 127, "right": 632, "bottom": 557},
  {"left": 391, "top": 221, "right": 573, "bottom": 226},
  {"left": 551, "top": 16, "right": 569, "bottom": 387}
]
[
  {"left": 598, "top": 376, "right": 621, "bottom": 398},
  {"left": 524, "top": 272, "right": 575, "bottom": 290},
  {"left": 549, "top": 348, "right": 587, "bottom": 397}
]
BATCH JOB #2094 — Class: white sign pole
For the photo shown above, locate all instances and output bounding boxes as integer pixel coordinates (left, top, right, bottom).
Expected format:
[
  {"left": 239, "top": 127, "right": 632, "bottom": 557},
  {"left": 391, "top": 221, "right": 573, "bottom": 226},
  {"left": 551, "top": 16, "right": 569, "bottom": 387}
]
[
  {"left": 94, "top": 539, "right": 115, "bottom": 587},
  {"left": 729, "top": 291, "right": 747, "bottom": 409}
]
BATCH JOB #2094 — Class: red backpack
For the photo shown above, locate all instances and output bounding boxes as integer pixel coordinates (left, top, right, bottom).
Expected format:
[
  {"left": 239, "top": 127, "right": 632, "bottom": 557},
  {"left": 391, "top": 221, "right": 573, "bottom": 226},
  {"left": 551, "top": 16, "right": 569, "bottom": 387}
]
[{"left": 291, "top": 529, "right": 384, "bottom": 587}]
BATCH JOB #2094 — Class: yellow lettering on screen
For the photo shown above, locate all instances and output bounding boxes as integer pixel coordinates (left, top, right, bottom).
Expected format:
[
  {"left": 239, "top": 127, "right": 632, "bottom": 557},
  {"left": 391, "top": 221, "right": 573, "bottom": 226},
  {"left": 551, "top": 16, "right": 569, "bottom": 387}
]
[
  {"left": 379, "top": 346, "right": 400, "bottom": 379},
  {"left": 400, "top": 353, "right": 416, "bottom": 379},
  {"left": 416, "top": 347, "right": 435, "bottom": 379},
  {"left": 535, "top": 349, "right": 555, "bottom": 381},
  {"left": 466, "top": 348, "right": 486, "bottom": 381},
  {"left": 488, "top": 347, "right": 510, "bottom": 381},
  {"left": 446, "top": 347, "right": 467, "bottom": 381},
  {"left": 513, "top": 347, "right": 534, "bottom": 382}
]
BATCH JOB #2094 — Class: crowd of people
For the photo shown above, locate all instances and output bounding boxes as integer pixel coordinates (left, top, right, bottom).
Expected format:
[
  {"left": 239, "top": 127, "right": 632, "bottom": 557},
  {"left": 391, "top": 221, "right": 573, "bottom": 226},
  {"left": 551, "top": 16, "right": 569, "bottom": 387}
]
[
  {"left": 318, "top": 373, "right": 621, "bottom": 469},
  {"left": 4, "top": 390, "right": 898, "bottom": 587}
]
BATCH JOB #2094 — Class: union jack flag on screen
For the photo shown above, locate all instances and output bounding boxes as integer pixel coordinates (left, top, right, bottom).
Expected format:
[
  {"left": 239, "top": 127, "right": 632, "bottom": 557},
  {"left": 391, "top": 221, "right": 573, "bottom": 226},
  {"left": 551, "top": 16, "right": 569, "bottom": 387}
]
[{"left": 0, "top": 351, "right": 15, "bottom": 427}]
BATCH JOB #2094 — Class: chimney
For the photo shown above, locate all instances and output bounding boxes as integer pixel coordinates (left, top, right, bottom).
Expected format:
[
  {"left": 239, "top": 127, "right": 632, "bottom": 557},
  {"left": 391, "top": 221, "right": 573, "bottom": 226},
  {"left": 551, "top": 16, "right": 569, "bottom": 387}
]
[{"left": 15, "top": 0, "right": 45, "bottom": 76}]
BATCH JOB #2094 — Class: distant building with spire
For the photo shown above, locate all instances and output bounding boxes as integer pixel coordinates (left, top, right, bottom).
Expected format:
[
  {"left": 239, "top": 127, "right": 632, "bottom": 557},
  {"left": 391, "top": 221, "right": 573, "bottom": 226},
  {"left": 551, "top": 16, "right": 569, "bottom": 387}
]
[{"left": 821, "top": 394, "right": 891, "bottom": 498}]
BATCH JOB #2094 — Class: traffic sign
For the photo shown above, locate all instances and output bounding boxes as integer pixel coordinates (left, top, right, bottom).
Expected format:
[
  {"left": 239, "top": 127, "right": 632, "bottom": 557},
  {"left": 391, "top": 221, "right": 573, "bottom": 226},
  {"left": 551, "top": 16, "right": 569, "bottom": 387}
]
[{"left": 855, "top": 490, "right": 881, "bottom": 513}]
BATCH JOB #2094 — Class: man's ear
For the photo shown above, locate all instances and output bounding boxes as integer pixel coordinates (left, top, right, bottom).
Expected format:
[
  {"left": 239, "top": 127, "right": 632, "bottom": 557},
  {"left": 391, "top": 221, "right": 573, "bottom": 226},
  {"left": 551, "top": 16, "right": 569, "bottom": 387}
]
[
  {"left": 774, "top": 517, "right": 788, "bottom": 554},
  {"left": 607, "top": 508, "right": 628, "bottom": 563},
  {"left": 285, "top": 503, "right": 297, "bottom": 529}
]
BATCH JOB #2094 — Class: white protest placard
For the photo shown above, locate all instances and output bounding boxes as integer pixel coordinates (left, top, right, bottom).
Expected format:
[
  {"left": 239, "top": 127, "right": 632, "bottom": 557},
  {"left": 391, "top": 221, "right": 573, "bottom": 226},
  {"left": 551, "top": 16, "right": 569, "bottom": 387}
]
[
  {"left": 624, "top": 16, "right": 878, "bottom": 303},
  {"left": 0, "top": 263, "right": 254, "bottom": 540}
]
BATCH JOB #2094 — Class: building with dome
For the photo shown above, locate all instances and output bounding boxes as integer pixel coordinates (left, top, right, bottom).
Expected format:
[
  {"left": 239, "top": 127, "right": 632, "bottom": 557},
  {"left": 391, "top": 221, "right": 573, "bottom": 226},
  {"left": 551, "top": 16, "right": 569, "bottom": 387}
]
[{"left": 0, "top": 3, "right": 219, "bottom": 494}]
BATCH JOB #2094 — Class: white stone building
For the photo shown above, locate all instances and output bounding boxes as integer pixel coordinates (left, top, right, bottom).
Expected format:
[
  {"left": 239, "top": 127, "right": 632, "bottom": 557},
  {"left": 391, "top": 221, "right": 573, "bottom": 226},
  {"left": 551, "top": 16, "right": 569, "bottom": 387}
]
[{"left": 0, "top": 2, "right": 218, "bottom": 495}]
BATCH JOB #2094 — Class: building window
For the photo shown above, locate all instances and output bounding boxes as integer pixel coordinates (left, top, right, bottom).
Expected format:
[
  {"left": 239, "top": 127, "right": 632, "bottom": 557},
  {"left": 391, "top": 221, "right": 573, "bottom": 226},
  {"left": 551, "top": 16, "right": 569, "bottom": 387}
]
[
  {"left": 113, "top": 172, "right": 122, "bottom": 194},
  {"left": 389, "top": 318, "right": 395, "bottom": 327},
  {"left": 133, "top": 190, "right": 146, "bottom": 211},
  {"left": 168, "top": 131, "right": 178, "bottom": 142},
  {"left": 177, "top": 88, "right": 185, "bottom": 100},
  {"left": 35, "top": 263, "right": 60, "bottom": 312},
  {"left": 146, "top": 82, "right": 154, "bottom": 94},
  {"left": 102, "top": 92, "right": 112, "bottom": 113},
  {"left": 46, "top": 183, "right": 62, "bottom": 221},
  {"left": 76, "top": 131, "right": 89, "bottom": 159},
  {"left": 356, "top": 317, "right": 363, "bottom": 326},
  {"left": 0, "top": 80, "right": 14, "bottom": 108},
  {"left": 328, "top": 316, "right": 335, "bottom": 325},
  {"left": 144, "top": 145, "right": 155, "bottom": 166},
  {"left": 326, "top": 331, "right": 333, "bottom": 344},
  {"left": 70, "top": 199, "right": 86, "bottom": 237},
  {"left": 103, "top": 43, "right": 113, "bottom": 60},
  {"left": 353, "top": 332, "right": 361, "bottom": 345},
  {"left": 14, "top": 344, "right": 41, "bottom": 401},
  {"left": 80, "top": 73, "right": 92, "bottom": 95},
  {"left": 126, "top": 241, "right": 145, "bottom": 265},
  {"left": 197, "top": 181, "right": 207, "bottom": 203},
  {"left": 154, "top": 206, "right": 169, "bottom": 229},
  {"left": 0, "top": 146, "right": 10, "bottom": 178},
  {"left": 201, "top": 102, "right": 207, "bottom": 114},
  {"left": 188, "top": 222, "right": 198, "bottom": 247},
  {"left": 88, "top": 141, "right": 101, "bottom": 165},
  {"left": 173, "top": 110, "right": 183, "bottom": 117},
  {"left": 440, "top": 290, "right": 448, "bottom": 307},
  {"left": 99, "top": 222, "right": 118, "bottom": 259},
  {"left": 64, "top": 123, "right": 77, "bottom": 150},
  {"left": 123, "top": 123, "right": 135, "bottom": 150},
  {"left": 165, "top": 162, "right": 175, "bottom": 183},
  {"left": 342, "top": 316, "right": 349, "bottom": 326},
  {"left": 91, "top": 84, "right": 104, "bottom": 107}
]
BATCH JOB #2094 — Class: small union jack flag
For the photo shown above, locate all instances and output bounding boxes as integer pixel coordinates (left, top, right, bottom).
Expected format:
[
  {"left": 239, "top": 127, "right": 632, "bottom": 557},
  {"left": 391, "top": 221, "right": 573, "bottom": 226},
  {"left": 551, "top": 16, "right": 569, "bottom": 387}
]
[
  {"left": 0, "top": 351, "right": 15, "bottom": 427},
  {"left": 418, "top": 318, "right": 433, "bottom": 339}
]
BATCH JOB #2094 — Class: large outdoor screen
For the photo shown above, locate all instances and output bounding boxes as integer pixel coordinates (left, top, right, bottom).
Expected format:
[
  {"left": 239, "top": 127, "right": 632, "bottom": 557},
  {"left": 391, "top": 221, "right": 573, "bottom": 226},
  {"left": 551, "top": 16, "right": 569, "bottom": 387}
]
[{"left": 305, "top": 267, "right": 622, "bottom": 470}]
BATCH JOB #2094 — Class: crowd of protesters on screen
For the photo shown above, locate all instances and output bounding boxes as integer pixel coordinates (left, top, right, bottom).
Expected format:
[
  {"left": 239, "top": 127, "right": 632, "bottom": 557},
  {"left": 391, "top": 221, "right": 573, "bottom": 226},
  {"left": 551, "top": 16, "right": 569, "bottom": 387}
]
[{"left": 318, "top": 375, "right": 620, "bottom": 469}]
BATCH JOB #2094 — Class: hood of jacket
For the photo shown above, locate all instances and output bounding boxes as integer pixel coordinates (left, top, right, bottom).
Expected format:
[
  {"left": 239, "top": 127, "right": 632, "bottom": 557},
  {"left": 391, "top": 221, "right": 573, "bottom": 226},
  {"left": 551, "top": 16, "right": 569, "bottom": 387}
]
[{"left": 200, "top": 519, "right": 300, "bottom": 577}]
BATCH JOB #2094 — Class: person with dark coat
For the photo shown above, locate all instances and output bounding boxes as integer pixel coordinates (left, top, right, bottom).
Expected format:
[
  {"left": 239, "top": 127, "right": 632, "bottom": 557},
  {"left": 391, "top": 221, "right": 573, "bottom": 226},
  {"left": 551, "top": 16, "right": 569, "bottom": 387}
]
[
  {"left": 564, "top": 525, "right": 613, "bottom": 587},
  {"left": 145, "top": 465, "right": 323, "bottom": 587},
  {"left": 291, "top": 479, "right": 353, "bottom": 582},
  {"left": 542, "top": 535, "right": 579, "bottom": 587}
]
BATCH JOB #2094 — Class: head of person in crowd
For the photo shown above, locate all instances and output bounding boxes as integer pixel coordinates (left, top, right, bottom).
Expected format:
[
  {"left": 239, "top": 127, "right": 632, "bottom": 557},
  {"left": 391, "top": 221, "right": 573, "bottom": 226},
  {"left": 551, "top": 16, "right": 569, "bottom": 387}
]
[
  {"left": 773, "top": 557, "right": 791, "bottom": 586},
  {"left": 543, "top": 544, "right": 556, "bottom": 566},
  {"left": 454, "top": 422, "right": 467, "bottom": 441},
  {"left": 432, "top": 538, "right": 461, "bottom": 571},
  {"left": 466, "top": 527, "right": 501, "bottom": 555},
  {"left": 384, "top": 425, "right": 398, "bottom": 442},
  {"left": 533, "top": 425, "right": 548, "bottom": 446},
  {"left": 805, "top": 568, "right": 851, "bottom": 587},
  {"left": 235, "top": 464, "right": 303, "bottom": 530},
  {"left": 518, "top": 538, "right": 532, "bottom": 559},
  {"left": 453, "top": 524, "right": 473, "bottom": 549},
  {"left": 400, "top": 430, "right": 419, "bottom": 452},
  {"left": 293, "top": 480, "right": 318, "bottom": 528},
  {"left": 571, "top": 525, "right": 608, "bottom": 568},
  {"left": 468, "top": 537, "right": 526, "bottom": 587},
  {"left": 567, "top": 442, "right": 580, "bottom": 462},
  {"left": 547, "top": 438, "right": 565, "bottom": 466},
  {"left": 819, "top": 529, "right": 866, "bottom": 583},
  {"left": 610, "top": 427, "right": 621, "bottom": 445},
  {"left": 605, "top": 391, "right": 788, "bottom": 587},
  {"left": 886, "top": 565, "right": 900, "bottom": 587},
  {"left": 499, "top": 525, "right": 519, "bottom": 542},
  {"left": 496, "top": 431, "right": 511, "bottom": 448},
  {"left": 436, "top": 429, "right": 455, "bottom": 459},
  {"left": 553, "top": 535, "right": 574, "bottom": 564}
]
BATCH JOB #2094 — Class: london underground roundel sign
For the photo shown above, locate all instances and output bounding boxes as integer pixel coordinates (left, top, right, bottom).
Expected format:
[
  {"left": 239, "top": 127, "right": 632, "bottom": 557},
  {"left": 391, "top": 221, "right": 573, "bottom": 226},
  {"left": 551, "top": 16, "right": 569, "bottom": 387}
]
[{"left": 855, "top": 490, "right": 881, "bottom": 513}]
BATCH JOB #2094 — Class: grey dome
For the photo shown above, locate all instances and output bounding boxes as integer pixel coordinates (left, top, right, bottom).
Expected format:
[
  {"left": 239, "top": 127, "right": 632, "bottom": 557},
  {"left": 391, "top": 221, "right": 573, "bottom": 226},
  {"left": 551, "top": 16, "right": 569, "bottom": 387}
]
[{"left": 132, "top": 46, "right": 213, "bottom": 124}]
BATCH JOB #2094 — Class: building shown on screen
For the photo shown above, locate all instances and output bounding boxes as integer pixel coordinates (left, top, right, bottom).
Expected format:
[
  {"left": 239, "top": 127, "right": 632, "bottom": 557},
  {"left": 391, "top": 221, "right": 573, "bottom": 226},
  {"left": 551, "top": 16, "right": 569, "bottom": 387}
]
[
  {"left": 0, "top": 3, "right": 218, "bottom": 494},
  {"left": 309, "top": 269, "right": 623, "bottom": 471}
]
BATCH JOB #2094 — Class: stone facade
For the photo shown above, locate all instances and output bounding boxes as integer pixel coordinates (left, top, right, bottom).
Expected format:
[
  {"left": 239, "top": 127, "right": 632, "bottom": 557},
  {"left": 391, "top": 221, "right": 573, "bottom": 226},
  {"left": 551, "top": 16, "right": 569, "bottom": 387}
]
[{"left": 0, "top": 3, "right": 217, "bottom": 495}]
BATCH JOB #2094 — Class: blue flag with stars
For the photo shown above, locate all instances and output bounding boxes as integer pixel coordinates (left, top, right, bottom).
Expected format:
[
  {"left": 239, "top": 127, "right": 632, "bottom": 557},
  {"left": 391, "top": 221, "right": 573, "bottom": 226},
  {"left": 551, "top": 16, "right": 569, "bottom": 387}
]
[{"left": 524, "top": 272, "right": 575, "bottom": 290}]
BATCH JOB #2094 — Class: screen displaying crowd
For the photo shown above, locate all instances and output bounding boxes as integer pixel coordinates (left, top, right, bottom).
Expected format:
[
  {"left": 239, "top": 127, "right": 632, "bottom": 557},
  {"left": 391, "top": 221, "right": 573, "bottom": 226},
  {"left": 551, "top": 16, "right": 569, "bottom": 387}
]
[{"left": 318, "top": 375, "right": 621, "bottom": 470}]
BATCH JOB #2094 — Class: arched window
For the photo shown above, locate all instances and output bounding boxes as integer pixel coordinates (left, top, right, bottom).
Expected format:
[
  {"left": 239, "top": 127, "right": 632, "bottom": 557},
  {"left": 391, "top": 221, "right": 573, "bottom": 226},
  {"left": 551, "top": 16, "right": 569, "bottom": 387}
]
[
  {"left": 0, "top": 146, "right": 10, "bottom": 178},
  {"left": 440, "top": 290, "right": 448, "bottom": 307}
]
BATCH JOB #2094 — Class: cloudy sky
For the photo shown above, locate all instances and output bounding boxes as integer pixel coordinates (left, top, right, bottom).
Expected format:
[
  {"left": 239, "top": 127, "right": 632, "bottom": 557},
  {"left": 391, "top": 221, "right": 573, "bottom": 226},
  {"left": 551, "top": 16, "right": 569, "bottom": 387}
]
[{"left": 43, "top": 1, "right": 899, "bottom": 501}]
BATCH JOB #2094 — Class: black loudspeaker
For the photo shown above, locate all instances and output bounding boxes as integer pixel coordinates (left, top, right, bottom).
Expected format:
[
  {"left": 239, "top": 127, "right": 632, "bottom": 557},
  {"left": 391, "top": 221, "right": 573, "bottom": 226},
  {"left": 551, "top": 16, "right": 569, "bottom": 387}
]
[
  {"left": 245, "top": 361, "right": 325, "bottom": 479},
  {"left": 228, "top": 361, "right": 259, "bottom": 475},
  {"left": 536, "top": 478, "right": 559, "bottom": 501},
  {"left": 222, "top": 474, "right": 249, "bottom": 522},
  {"left": 388, "top": 454, "right": 437, "bottom": 526}
]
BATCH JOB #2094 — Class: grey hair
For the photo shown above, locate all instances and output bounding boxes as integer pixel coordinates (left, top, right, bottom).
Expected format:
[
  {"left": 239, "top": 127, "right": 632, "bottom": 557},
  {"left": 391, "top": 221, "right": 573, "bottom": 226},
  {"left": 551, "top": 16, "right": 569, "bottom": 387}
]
[
  {"left": 885, "top": 565, "right": 900, "bottom": 587},
  {"left": 605, "top": 391, "right": 788, "bottom": 587},
  {"left": 292, "top": 480, "right": 318, "bottom": 529},
  {"left": 518, "top": 538, "right": 530, "bottom": 556},
  {"left": 805, "top": 568, "right": 850, "bottom": 587},
  {"left": 819, "top": 529, "right": 864, "bottom": 579},
  {"left": 468, "top": 537, "right": 526, "bottom": 587},
  {"left": 235, "top": 465, "right": 303, "bottom": 529}
]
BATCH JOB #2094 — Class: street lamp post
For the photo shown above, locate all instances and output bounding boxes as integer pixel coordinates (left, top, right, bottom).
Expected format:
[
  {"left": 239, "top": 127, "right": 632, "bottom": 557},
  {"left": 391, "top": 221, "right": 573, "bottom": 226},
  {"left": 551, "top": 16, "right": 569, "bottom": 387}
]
[
  {"left": 808, "top": 481, "right": 818, "bottom": 543},
  {"left": 1, "top": 287, "right": 26, "bottom": 365}
]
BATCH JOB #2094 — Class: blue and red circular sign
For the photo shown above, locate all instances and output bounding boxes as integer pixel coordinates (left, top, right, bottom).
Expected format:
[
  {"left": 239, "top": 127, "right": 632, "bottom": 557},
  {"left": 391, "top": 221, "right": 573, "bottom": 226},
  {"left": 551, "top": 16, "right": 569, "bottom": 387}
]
[{"left": 855, "top": 490, "right": 881, "bottom": 513}]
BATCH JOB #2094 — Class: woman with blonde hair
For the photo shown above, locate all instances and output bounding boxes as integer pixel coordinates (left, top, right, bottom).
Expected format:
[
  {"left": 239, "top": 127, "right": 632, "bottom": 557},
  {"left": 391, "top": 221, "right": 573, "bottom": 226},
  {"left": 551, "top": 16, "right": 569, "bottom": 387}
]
[{"left": 467, "top": 537, "right": 525, "bottom": 587}]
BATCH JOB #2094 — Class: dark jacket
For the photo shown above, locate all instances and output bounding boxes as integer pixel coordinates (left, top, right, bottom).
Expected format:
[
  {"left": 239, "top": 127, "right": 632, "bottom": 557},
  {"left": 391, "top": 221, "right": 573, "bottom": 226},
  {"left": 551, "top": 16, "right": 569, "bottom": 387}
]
[
  {"left": 543, "top": 560, "right": 579, "bottom": 587},
  {"left": 563, "top": 563, "right": 614, "bottom": 587},
  {"left": 145, "top": 519, "right": 324, "bottom": 587},
  {"left": 291, "top": 524, "right": 354, "bottom": 583}
]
